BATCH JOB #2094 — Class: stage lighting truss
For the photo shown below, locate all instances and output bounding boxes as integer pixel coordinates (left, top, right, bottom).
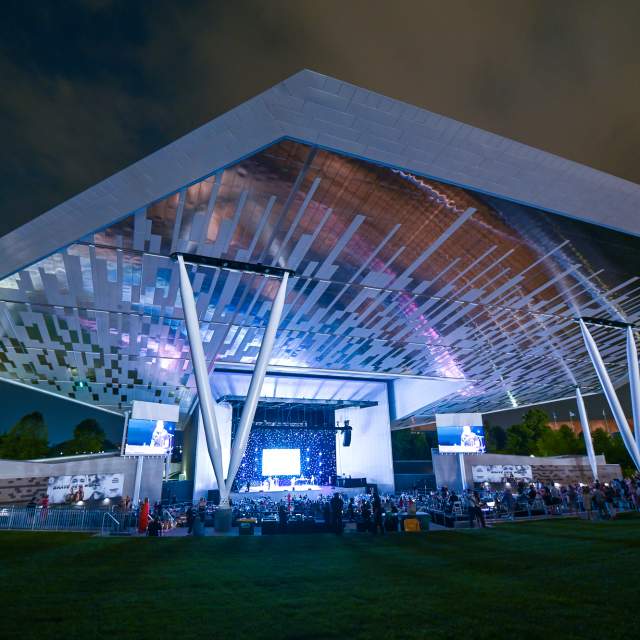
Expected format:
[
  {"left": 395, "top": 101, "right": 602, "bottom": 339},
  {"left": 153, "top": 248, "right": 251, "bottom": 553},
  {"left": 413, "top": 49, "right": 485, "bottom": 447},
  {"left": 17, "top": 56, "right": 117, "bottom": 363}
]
[
  {"left": 170, "top": 252, "right": 296, "bottom": 278},
  {"left": 579, "top": 316, "right": 638, "bottom": 330}
]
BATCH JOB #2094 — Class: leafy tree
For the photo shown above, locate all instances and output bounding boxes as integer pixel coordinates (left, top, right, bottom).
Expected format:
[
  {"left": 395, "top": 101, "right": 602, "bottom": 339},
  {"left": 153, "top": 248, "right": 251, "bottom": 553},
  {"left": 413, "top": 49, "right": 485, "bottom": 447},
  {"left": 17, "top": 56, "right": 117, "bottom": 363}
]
[
  {"left": 0, "top": 411, "right": 49, "bottom": 460},
  {"left": 591, "top": 428, "right": 634, "bottom": 472},
  {"left": 56, "top": 418, "right": 114, "bottom": 456},
  {"left": 505, "top": 423, "right": 535, "bottom": 455},
  {"left": 556, "top": 424, "right": 584, "bottom": 455},
  {"left": 391, "top": 429, "right": 434, "bottom": 460},
  {"left": 535, "top": 423, "right": 584, "bottom": 456},
  {"left": 521, "top": 409, "right": 550, "bottom": 441},
  {"left": 485, "top": 424, "right": 507, "bottom": 452},
  {"left": 591, "top": 428, "right": 612, "bottom": 459}
]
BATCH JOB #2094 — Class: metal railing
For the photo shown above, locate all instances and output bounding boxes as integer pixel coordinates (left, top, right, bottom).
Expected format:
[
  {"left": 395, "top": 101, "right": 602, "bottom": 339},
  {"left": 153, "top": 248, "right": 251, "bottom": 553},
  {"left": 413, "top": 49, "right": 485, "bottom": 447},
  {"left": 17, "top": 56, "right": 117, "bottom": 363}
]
[
  {"left": 424, "top": 493, "right": 639, "bottom": 527},
  {"left": 162, "top": 508, "right": 176, "bottom": 527},
  {"left": 0, "top": 506, "right": 118, "bottom": 532},
  {"left": 101, "top": 511, "right": 120, "bottom": 536}
]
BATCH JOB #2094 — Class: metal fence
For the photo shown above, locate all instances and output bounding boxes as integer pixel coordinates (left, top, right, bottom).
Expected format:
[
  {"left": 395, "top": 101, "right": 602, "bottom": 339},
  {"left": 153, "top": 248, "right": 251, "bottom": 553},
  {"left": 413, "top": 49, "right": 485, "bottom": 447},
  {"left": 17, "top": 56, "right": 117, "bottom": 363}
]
[{"left": 0, "top": 506, "right": 128, "bottom": 533}]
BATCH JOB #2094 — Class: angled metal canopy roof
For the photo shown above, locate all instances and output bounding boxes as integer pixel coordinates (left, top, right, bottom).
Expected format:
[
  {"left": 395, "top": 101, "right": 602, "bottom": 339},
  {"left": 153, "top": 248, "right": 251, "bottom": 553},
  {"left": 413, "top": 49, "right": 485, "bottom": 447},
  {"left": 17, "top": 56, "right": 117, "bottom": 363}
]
[{"left": 1, "top": 69, "right": 639, "bottom": 422}]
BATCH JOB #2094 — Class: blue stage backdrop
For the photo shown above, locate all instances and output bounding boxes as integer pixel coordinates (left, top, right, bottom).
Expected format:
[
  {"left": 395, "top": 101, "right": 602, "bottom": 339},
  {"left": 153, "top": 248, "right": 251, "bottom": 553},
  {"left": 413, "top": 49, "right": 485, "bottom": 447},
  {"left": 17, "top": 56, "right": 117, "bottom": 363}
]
[{"left": 233, "top": 403, "right": 337, "bottom": 488}]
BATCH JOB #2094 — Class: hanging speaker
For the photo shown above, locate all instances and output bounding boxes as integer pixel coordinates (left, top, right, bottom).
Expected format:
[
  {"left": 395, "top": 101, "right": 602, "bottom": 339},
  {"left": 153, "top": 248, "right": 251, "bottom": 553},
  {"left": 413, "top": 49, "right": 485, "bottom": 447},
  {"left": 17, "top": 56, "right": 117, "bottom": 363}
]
[{"left": 342, "top": 428, "right": 351, "bottom": 447}]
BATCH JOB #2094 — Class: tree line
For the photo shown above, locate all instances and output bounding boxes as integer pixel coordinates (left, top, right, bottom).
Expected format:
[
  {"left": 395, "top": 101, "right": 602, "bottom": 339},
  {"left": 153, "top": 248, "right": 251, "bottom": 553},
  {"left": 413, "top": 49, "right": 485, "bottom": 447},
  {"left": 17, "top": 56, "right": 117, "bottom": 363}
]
[
  {"left": 392, "top": 408, "right": 635, "bottom": 473},
  {"left": 0, "top": 412, "right": 117, "bottom": 460}
]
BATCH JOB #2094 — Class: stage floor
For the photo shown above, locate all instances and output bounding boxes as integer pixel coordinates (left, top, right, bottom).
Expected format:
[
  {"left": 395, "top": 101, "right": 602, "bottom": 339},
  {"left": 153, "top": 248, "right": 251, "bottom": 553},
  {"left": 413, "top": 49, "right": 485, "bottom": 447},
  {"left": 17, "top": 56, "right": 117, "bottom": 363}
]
[
  {"left": 231, "top": 486, "right": 363, "bottom": 500},
  {"left": 245, "top": 483, "right": 324, "bottom": 493}
]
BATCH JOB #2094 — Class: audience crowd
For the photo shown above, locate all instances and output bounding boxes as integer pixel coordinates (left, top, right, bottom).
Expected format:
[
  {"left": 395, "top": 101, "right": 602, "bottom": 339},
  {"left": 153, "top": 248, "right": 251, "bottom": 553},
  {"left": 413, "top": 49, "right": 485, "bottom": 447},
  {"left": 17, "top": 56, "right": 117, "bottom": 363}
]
[{"left": 136, "top": 474, "right": 640, "bottom": 535}]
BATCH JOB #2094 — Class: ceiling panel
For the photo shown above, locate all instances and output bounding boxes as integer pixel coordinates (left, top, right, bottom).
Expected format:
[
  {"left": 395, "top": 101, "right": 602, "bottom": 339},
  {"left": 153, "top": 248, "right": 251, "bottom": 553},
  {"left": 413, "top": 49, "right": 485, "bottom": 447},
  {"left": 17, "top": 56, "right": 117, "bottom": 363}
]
[{"left": 1, "top": 140, "right": 637, "bottom": 420}]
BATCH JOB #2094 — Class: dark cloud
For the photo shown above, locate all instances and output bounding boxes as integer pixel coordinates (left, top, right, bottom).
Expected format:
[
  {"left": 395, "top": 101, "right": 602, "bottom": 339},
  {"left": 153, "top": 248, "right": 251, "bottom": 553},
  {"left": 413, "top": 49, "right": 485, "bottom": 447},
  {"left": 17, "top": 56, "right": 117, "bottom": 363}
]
[{"left": 2, "top": 0, "right": 639, "bottom": 237}]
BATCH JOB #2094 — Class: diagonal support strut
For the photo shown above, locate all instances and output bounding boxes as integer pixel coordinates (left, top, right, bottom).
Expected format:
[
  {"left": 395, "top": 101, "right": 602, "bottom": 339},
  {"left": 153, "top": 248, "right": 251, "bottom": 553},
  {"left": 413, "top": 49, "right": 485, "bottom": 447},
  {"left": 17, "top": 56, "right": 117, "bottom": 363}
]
[
  {"left": 575, "top": 386, "right": 598, "bottom": 480},
  {"left": 625, "top": 325, "right": 640, "bottom": 444},
  {"left": 225, "top": 272, "right": 289, "bottom": 495},
  {"left": 177, "top": 254, "right": 228, "bottom": 503},
  {"left": 579, "top": 319, "right": 640, "bottom": 470}
]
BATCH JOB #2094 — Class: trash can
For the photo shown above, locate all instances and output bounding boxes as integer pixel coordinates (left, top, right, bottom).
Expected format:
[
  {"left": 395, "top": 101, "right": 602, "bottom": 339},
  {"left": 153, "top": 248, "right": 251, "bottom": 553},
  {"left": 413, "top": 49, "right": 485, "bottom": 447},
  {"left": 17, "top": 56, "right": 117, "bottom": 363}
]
[
  {"left": 403, "top": 517, "right": 421, "bottom": 532},
  {"left": 193, "top": 518, "right": 206, "bottom": 537}
]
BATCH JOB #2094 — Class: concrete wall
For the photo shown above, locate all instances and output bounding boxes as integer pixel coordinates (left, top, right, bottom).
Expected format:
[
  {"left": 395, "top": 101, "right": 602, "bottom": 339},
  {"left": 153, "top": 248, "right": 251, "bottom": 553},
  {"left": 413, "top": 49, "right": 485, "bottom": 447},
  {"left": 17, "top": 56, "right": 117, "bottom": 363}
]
[
  {"left": 193, "top": 402, "right": 232, "bottom": 500},
  {"left": 335, "top": 382, "right": 395, "bottom": 493},
  {"left": 432, "top": 453, "right": 466, "bottom": 493},
  {"left": 181, "top": 411, "right": 198, "bottom": 482},
  {"left": 432, "top": 451, "right": 622, "bottom": 492},
  {"left": 391, "top": 378, "right": 468, "bottom": 420},
  {"left": 0, "top": 454, "right": 164, "bottom": 504}
]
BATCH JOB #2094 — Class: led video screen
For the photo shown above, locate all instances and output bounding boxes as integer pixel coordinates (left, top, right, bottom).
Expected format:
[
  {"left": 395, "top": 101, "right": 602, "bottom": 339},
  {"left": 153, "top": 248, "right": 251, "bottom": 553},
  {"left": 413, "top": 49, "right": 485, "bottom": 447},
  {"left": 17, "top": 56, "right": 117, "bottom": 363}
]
[
  {"left": 436, "top": 413, "right": 485, "bottom": 454},
  {"left": 123, "top": 419, "right": 176, "bottom": 456},
  {"left": 261, "top": 448, "right": 301, "bottom": 476},
  {"left": 437, "top": 425, "right": 485, "bottom": 453}
]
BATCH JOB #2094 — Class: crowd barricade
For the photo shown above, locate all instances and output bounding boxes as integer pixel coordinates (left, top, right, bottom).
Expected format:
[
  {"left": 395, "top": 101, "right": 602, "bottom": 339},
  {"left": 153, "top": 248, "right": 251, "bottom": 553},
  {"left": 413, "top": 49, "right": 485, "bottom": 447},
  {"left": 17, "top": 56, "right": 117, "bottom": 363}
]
[
  {"left": 2, "top": 488, "right": 637, "bottom": 535},
  {"left": 0, "top": 506, "right": 112, "bottom": 532}
]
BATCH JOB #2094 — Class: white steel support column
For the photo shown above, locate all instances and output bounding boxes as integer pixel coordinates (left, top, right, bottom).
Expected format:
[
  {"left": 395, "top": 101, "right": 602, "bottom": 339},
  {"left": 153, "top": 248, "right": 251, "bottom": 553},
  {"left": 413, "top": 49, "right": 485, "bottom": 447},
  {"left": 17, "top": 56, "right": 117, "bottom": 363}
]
[
  {"left": 625, "top": 326, "right": 640, "bottom": 444},
  {"left": 575, "top": 387, "right": 598, "bottom": 480},
  {"left": 579, "top": 319, "right": 640, "bottom": 470},
  {"left": 133, "top": 455, "right": 144, "bottom": 505},
  {"left": 177, "top": 254, "right": 228, "bottom": 503},
  {"left": 225, "top": 272, "right": 289, "bottom": 494},
  {"left": 458, "top": 453, "right": 468, "bottom": 492}
]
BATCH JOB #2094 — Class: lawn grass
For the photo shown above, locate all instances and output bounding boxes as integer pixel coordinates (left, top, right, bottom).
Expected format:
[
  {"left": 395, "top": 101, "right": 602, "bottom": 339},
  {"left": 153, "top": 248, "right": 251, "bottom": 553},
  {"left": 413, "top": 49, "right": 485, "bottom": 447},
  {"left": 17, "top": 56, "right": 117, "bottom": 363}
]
[{"left": 0, "top": 517, "right": 638, "bottom": 640}]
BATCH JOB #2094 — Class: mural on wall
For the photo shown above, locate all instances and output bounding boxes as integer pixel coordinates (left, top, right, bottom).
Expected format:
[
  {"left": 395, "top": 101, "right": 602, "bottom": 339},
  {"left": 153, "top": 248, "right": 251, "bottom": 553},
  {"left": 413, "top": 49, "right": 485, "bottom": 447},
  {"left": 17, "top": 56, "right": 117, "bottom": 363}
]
[
  {"left": 47, "top": 473, "right": 124, "bottom": 505},
  {"left": 472, "top": 464, "right": 533, "bottom": 483}
]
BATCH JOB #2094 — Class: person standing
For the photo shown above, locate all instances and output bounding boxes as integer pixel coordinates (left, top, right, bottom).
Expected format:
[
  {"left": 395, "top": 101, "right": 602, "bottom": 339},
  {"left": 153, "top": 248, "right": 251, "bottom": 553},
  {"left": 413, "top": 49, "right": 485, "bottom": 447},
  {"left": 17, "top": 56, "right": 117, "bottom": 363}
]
[
  {"left": 372, "top": 490, "right": 384, "bottom": 535},
  {"left": 501, "top": 486, "right": 514, "bottom": 520},
  {"left": 593, "top": 485, "right": 606, "bottom": 518},
  {"left": 40, "top": 494, "right": 49, "bottom": 522},
  {"left": 278, "top": 503, "right": 288, "bottom": 533},
  {"left": 147, "top": 515, "right": 162, "bottom": 537},
  {"left": 197, "top": 497, "right": 207, "bottom": 523},
  {"left": 361, "top": 500, "right": 371, "bottom": 531},
  {"left": 138, "top": 497, "right": 150, "bottom": 534},
  {"left": 330, "top": 492, "right": 344, "bottom": 534},
  {"left": 582, "top": 486, "right": 593, "bottom": 520},
  {"left": 604, "top": 484, "right": 617, "bottom": 519},
  {"left": 468, "top": 491, "right": 488, "bottom": 528},
  {"left": 323, "top": 499, "right": 332, "bottom": 532},
  {"left": 347, "top": 497, "right": 355, "bottom": 522},
  {"left": 567, "top": 485, "right": 578, "bottom": 514},
  {"left": 186, "top": 505, "right": 195, "bottom": 534}
]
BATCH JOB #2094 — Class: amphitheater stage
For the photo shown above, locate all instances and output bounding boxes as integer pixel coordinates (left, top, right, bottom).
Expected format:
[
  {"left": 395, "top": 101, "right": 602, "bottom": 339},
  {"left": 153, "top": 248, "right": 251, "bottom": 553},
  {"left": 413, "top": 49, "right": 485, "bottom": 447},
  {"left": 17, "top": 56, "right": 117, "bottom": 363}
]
[{"left": 230, "top": 485, "right": 364, "bottom": 501}]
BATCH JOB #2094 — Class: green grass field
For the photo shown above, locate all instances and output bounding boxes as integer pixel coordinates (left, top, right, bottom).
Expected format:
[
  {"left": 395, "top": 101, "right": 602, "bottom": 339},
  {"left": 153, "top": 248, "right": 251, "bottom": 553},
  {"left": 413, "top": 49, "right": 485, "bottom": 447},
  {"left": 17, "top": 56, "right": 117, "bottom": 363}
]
[{"left": 0, "top": 517, "right": 638, "bottom": 640}]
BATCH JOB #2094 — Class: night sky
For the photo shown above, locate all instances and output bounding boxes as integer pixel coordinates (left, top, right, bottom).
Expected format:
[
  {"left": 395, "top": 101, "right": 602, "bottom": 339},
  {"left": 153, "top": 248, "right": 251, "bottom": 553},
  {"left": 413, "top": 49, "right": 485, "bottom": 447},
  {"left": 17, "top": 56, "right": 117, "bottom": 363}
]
[
  {"left": 0, "top": 380, "right": 124, "bottom": 446},
  {"left": 2, "top": 1, "right": 640, "bottom": 236},
  {"left": 1, "top": 2, "right": 639, "bottom": 435}
]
